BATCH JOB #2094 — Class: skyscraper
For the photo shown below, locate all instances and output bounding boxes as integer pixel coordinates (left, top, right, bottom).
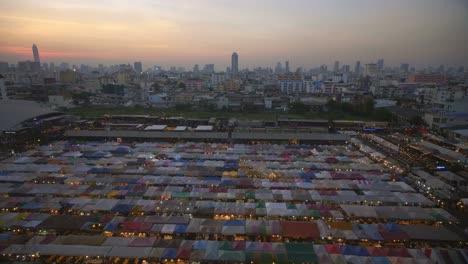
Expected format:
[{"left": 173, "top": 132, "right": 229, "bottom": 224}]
[
  {"left": 203, "top": 64, "right": 215, "bottom": 73},
  {"left": 32, "top": 44, "right": 40, "bottom": 64},
  {"left": 365, "top": 63, "right": 378, "bottom": 77},
  {"left": 400, "top": 63, "right": 409, "bottom": 73},
  {"left": 285, "top": 61, "right": 290, "bottom": 73},
  {"left": 354, "top": 61, "right": 361, "bottom": 74},
  {"left": 231, "top": 52, "right": 238, "bottom": 74},
  {"left": 134, "top": 61, "right": 143, "bottom": 74},
  {"left": 342, "top": 65, "right": 350, "bottom": 73},
  {"left": 193, "top": 64, "right": 199, "bottom": 73},
  {"left": 334, "top": 61, "right": 339, "bottom": 72},
  {"left": 377, "top": 59, "right": 384, "bottom": 71},
  {"left": 274, "top": 62, "right": 282, "bottom": 74}
]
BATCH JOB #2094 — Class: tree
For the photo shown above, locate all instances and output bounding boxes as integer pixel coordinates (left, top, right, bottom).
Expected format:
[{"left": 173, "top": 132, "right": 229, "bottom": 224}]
[
  {"left": 71, "top": 92, "right": 92, "bottom": 105},
  {"left": 177, "top": 82, "right": 186, "bottom": 89},
  {"left": 175, "top": 103, "right": 192, "bottom": 111},
  {"left": 410, "top": 116, "right": 426, "bottom": 127},
  {"left": 288, "top": 101, "right": 310, "bottom": 114}
]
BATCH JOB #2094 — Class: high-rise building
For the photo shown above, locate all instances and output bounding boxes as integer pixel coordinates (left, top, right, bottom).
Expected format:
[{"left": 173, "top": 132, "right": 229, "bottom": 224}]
[
  {"left": 134, "top": 62, "right": 143, "bottom": 74},
  {"left": 334, "top": 61, "right": 340, "bottom": 72},
  {"left": 274, "top": 62, "right": 282, "bottom": 74},
  {"left": 342, "top": 65, "right": 350, "bottom": 73},
  {"left": 231, "top": 52, "right": 238, "bottom": 74},
  {"left": 32, "top": 44, "right": 40, "bottom": 64},
  {"left": 377, "top": 59, "right": 384, "bottom": 71},
  {"left": 285, "top": 61, "right": 290, "bottom": 73},
  {"left": 0, "top": 62, "right": 9, "bottom": 74},
  {"left": 354, "top": 61, "right": 361, "bottom": 74},
  {"left": 400, "top": 63, "right": 409, "bottom": 73},
  {"left": 364, "top": 63, "right": 378, "bottom": 77},
  {"left": 193, "top": 64, "right": 200, "bottom": 73},
  {"left": 203, "top": 64, "right": 215, "bottom": 73}
]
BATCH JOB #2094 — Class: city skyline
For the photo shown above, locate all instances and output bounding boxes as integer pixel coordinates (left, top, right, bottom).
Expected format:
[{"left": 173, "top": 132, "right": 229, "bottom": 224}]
[
  {"left": 3, "top": 44, "right": 466, "bottom": 72},
  {"left": 0, "top": 0, "right": 467, "bottom": 68}
]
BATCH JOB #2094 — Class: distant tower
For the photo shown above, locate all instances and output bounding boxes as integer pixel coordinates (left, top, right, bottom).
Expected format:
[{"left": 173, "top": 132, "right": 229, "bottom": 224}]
[
  {"left": 134, "top": 61, "right": 143, "bottom": 74},
  {"left": 231, "top": 52, "right": 238, "bottom": 74},
  {"left": 285, "top": 61, "right": 290, "bottom": 73},
  {"left": 275, "top": 62, "right": 283, "bottom": 74},
  {"left": 377, "top": 59, "right": 384, "bottom": 71},
  {"left": 32, "top": 44, "right": 40, "bottom": 63},
  {"left": 400, "top": 63, "right": 409, "bottom": 73},
  {"left": 334, "top": 61, "right": 339, "bottom": 72},
  {"left": 354, "top": 61, "right": 361, "bottom": 74}
]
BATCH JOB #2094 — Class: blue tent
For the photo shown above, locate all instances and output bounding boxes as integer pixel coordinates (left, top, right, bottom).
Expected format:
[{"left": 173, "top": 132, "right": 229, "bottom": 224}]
[
  {"left": 246, "top": 242, "right": 259, "bottom": 251},
  {"left": 103, "top": 222, "right": 118, "bottom": 231},
  {"left": 220, "top": 180, "right": 236, "bottom": 186},
  {"left": 162, "top": 248, "right": 177, "bottom": 259},
  {"left": 384, "top": 223, "right": 401, "bottom": 232},
  {"left": 224, "top": 219, "right": 245, "bottom": 227},
  {"left": 113, "top": 147, "right": 131, "bottom": 154},
  {"left": 111, "top": 203, "right": 134, "bottom": 214},
  {"left": 193, "top": 240, "right": 208, "bottom": 250},
  {"left": 372, "top": 256, "right": 391, "bottom": 264},
  {"left": 174, "top": 224, "right": 187, "bottom": 234},
  {"left": 340, "top": 245, "right": 370, "bottom": 256},
  {"left": 300, "top": 173, "right": 316, "bottom": 179},
  {"left": 21, "top": 202, "right": 43, "bottom": 210},
  {"left": 88, "top": 167, "right": 112, "bottom": 174},
  {"left": 0, "top": 233, "right": 12, "bottom": 241}
]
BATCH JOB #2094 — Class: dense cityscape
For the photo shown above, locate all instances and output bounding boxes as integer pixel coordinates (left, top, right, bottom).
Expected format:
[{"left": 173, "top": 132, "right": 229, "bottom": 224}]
[{"left": 1, "top": 1, "right": 467, "bottom": 264}]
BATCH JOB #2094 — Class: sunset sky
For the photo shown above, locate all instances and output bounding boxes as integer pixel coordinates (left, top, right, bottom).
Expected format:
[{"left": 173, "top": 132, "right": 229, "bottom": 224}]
[{"left": 0, "top": 0, "right": 467, "bottom": 69}]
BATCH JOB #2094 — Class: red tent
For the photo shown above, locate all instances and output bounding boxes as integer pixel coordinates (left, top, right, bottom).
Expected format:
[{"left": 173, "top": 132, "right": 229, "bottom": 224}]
[
  {"left": 366, "top": 247, "right": 387, "bottom": 256},
  {"left": 280, "top": 221, "right": 320, "bottom": 239},
  {"left": 325, "top": 244, "right": 342, "bottom": 254}
]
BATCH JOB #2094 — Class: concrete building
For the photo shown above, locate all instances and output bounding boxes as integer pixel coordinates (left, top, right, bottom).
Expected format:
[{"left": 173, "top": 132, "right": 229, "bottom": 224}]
[
  {"left": 224, "top": 79, "right": 241, "bottom": 92},
  {"left": 203, "top": 64, "right": 215, "bottom": 73},
  {"left": 408, "top": 73, "right": 447, "bottom": 84},
  {"left": 59, "top": 70, "right": 79, "bottom": 83},
  {"left": 211, "top": 73, "right": 230, "bottom": 86},
  {"left": 134, "top": 62, "right": 142, "bottom": 74},
  {"left": 364, "top": 63, "right": 378, "bottom": 77},
  {"left": 32, "top": 44, "right": 40, "bottom": 64},
  {"left": 231, "top": 52, "right": 238, "bottom": 74},
  {"left": 354, "top": 61, "right": 361, "bottom": 74},
  {"left": 333, "top": 61, "right": 340, "bottom": 72},
  {"left": 183, "top": 78, "right": 205, "bottom": 92},
  {"left": 400, "top": 63, "right": 409, "bottom": 73}
]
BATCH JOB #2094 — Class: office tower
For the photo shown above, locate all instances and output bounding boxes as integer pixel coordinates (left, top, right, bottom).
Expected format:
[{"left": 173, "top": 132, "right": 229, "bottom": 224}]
[
  {"left": 377, "top": 59, "right": 384, "bottom": 71},
  {"left": 193, "top": 64, "right": 200, "bottom": 73},
  {"left": 354, "top": 61, "right": 361, "bottom": 74},
  {"left": 0, "top": 62, "right": 9, "bottom": 74},
  {"left": 32, "top": 44, "right": 40, "bottom": 64},
  {"left": 285, "top": 61, "right": 290, "bottom": 73},
  {"left": 342, "top": 65, "right": 350, "bottom": 73},
  {"left": 320, "top": 64, "right": 328, "bottom": 72},
  {"left": 134, "top": 62, "right": 143, "bottom": 74},
  {"left": 438, "top": 64, "right": 445, "bottom": 73},
  {"left": 231, "top": 52, "right": 238, "bottom": 74},
  {"left": 203, "top": 64, "right": 215, "bottom": 73},
  {"left": 274, "top": 62, "right": 283, "bottom": 74},
  {"left": 334, "top": 61, "right": 339, "bottom": 72},
  {"left": 400, "top": 63, "right": 409, "bottom": 73},
  {"left": 365, "top": 63, "right": 378, "bottom": 77}
]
